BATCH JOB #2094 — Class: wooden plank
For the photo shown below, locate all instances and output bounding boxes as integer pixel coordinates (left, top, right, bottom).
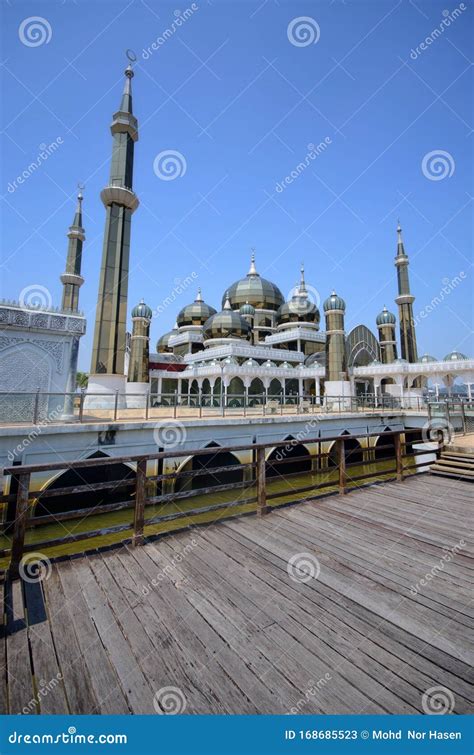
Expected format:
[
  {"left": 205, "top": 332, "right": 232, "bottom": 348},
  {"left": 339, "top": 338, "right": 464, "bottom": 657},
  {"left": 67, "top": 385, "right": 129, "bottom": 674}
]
[
  {"left": 42, "top": 565, "right": 98, "bottom": 714},
  {"left": 72, "top": 558, "right": 156, "bottom": 714},
  {"left": 56, "top": 561, "right": 129, "bottom": 714},
  {"left": 9, "top": 473, "right": 30, "bottom": 579},
  {"left": 6, "top": 580, "right": 34, "bottom": 714},
  {"left": 133, "top": 458, "right": 147, "bottom": 545}
]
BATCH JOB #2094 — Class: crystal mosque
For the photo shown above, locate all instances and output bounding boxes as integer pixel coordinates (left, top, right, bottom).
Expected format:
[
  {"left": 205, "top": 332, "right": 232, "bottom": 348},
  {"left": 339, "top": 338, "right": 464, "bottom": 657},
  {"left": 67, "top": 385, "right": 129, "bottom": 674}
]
[{"left": 1, "top": 59, "right": 473, "bottom": 413}]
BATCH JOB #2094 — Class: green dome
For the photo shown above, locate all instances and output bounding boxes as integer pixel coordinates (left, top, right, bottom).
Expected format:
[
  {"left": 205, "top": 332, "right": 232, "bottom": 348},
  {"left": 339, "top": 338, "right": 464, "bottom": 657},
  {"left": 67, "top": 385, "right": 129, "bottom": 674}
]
[
  {"left": 225, "top": 254, "right": 284, "bottom": 311},
  {"left": 131, "top": 299, "right": 152, "bottom": 319},
  {"left": 420, "top": 354, "right": 437, "bottom": 363},
  {"left": 443, "top": 351, "right": 468, "bottom": 361},
  {"left": 323, "top": 291, "right": 346, "bottom": 313},
  {"left": 203, "top": 295, "right": 251, "bottom": 341},
  {"left": 376, "top": 306, "right": 396, "bottom": 326},
  {"left": 240, "top": 301, "right": 255, "bottom": 316},
  {"left": 176, "top": 289, "right": 216, "bottom": 328}
]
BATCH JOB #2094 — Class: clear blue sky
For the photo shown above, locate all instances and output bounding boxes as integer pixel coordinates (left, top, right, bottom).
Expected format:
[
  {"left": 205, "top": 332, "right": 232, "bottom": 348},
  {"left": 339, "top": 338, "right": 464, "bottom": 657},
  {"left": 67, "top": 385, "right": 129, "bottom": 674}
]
[{"left": 1, "top": 0, "right": 472, "bottom": 370}]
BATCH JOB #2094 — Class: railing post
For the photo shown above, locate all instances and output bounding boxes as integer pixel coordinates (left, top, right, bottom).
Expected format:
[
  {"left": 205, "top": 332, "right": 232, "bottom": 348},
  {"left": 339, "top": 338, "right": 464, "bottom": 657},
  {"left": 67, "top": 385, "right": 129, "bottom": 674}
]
[
  {"left": 113, "top": 390, "right": 119, "bottom": 421},
  {"left": 256, "top": 447, "right": 268, "bottom": 516},
  {"left": 9, "top": 472, "right": 31, "bottom": 579},
  {"left": 133, "top": 458, "right": 147, "bottom": 546},
  {"left": 337, "top": 438, "right": 346, "bottom": 495},
  {"left": 79, "top": 390, "right": 85, "bottom": 423},
  {"left": 394, "top": 433, "right": 403, "bottom": 482},
  {"left": 33, "top": 389, "right": 40, "bottom": 424},
  {"left": 145, "top": 391, "right": 150, "bottom": 420},
  {"left": 173, "top": 390, "right": 177, "bottom": 419},
  {"left": 461, "top": 401, "right": 466, "bottom": 435}
]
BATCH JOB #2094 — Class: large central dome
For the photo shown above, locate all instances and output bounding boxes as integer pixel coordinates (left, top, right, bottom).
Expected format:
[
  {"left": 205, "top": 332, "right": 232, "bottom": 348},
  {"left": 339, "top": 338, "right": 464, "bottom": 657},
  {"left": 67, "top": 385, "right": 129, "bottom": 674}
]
[{"left": 224, "top": 253, "right": 284, "bottom": 311}]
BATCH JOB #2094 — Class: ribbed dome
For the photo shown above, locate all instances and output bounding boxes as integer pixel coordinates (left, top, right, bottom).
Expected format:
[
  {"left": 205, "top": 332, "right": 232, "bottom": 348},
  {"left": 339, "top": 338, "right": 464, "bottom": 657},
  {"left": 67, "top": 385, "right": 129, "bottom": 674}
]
[
  {"left": 203, "top": 294, "right": 251, "bottom": 341},
  {"left": 240, "top": 301, "right": 255, "bottom": 316},
  {"left": 225, "top": 253, "right": 284, "bottom": 311},
  {"left": 131, "top": 299, "right": 152, "bottom": 319},
  {"left": 376, "top": 306, "right": 396, "bottom": 326},
  {"left": 420, "top": 354, "right": 437, "bottom": 363},
  {"left": 176, "top": 288, "right": 216, "bottom": 328},
  {"left": 156, "top": 327, "right": 177, "bottom": 353},
  {"left": 276, "top": 296, "right": 319, "bottom": 326},
  {"left": 323, "top": 291, "right": 346, "bottom": 313},
  {"left": 443, "top": 351, "right": 468, "bottom": 361}
]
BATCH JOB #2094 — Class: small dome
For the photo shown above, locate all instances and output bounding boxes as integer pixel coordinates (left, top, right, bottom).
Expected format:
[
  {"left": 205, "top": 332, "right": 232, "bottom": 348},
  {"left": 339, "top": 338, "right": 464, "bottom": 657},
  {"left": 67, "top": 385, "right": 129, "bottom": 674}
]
[
  {"left": 443, "top": 351, "right": 468, "bottom": 361},
  {"left": 370, "top": 358, "right": 381, "bottom": 365},
  {"left": 222, "top": 355, "right": 239, "bottom": 365},
  {"left": 280, "top": 361, "right": 293, "bottom": 369},
  {"left": 393, "top": 358, "right": 408, "bottom": 364},
  {"left": 240, "top": 301, "right": 255, "bottom": 316},
  {"left": 203, "top": 294, "right": 251, "bottom": 341},
  {"left": 225, "top": 253, "right": 284, "bottom": 311},
  {"left": 263, "top": 359, "right": 276, "bottom": 368},
  {"left": 276, "top": 296, "right": 319, "bottom": 326},
  {"left": 376, "top": 306, "right": 396, "bottom": 326},
  {"left": 156, "top": 327, "right": 176, "bottom": 353},
  {"left": 177, "top": 288, "right": 216, "bottom": 328},
  {"left": 244, "top": 358, "right": 259, "bottom": 367},
  {"left": 420, "top": 354, "right": 437, "bottom": 363},
  {"left": 323, "top": 291, "right": 346, "bottom": 313},
  {"left": 131, "top": 299, "right": 152, "bottom": 319}
]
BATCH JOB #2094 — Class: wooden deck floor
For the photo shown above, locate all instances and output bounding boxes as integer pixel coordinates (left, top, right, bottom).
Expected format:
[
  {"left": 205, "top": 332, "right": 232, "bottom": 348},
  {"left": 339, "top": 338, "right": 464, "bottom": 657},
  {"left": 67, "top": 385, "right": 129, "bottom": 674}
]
[{"left": 2, "top": 474, "right": 473, "bottom": 715}]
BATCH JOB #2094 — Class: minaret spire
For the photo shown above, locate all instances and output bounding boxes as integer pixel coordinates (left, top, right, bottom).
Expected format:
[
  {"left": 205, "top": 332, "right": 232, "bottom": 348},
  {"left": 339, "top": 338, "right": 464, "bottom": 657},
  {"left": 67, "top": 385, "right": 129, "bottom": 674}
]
[
  {"left": 394, "top": 221, "right": 418, "bottom": 363},
  {"left": 90, "top": 52, "right": 140, "bottom": 378},
  {"left": 60, "top": 186, "right": 85, "bottom": 313},
  {"left": 299, "top": 262, "right": 307, "bottom": 296},
  {"left": 248, "top": 250, "right": 258, "bottom": 276}
]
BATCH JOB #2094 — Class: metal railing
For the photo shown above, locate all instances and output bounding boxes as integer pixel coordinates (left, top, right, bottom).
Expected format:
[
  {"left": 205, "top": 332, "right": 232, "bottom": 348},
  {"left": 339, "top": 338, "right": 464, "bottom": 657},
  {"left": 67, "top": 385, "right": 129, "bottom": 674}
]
[
  {"left": 0, "top": 390, "right": 439, "bottom": 425},
  {"left": 1, "top": 427, "right": 441, "bottom": 578}
]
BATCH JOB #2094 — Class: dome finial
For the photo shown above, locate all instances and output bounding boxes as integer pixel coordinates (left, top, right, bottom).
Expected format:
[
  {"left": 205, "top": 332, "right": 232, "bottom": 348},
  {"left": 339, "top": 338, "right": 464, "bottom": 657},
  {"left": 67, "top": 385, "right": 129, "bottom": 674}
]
[
  {"left": 299, "top": 261, "right": 307, "bottom": 295},
  {"left": 248, "top": 249, "right": 258, "bottom": 276},
  {"left": 223, "top": 291, "right": 232, "bottom": 310},
  {"left": 195, "top": 287, "right": 203, "bottom": 302}
]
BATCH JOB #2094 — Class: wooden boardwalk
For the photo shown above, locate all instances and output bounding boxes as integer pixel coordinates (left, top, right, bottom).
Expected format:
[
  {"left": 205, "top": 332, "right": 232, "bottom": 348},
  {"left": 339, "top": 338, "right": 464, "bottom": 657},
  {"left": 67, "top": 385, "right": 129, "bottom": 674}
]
[{"left": 1, "top": 474, "right": 473, "bottom": 715}]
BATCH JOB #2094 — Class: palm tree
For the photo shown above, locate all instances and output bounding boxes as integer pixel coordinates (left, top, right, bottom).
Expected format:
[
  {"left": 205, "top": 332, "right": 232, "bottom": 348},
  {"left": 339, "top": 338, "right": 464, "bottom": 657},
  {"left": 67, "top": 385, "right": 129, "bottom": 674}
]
[{"left": 76, "top": 371, "right": 89, "bottom": 389}]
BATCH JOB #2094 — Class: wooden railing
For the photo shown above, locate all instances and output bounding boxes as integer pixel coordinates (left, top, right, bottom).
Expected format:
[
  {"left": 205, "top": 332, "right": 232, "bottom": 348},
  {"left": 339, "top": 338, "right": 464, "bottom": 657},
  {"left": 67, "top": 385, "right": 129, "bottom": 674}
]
[{"left": 1, "top": 428, "right": 443, "bottom": 579}]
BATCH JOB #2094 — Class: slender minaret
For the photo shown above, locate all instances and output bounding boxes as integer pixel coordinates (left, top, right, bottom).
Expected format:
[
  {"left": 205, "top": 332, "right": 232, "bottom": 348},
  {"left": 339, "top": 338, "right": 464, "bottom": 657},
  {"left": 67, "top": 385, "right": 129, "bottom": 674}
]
[
  {"left": 376, "top": 306, "right": 397, "bottom": 364},
  {"left": 324, "top": 291, "right": 347, "bottom": 381},
  {"left": 60, "top": 188, "right": 85, "bottom": 312},
  {"left": 394, "top": 222, "right": 418, "bottom": 363},
  {"left": 128, "top": 300, "right": 152, "bottom": 383},
  {"left": 90, "top": 57, "right": 139, "bottom": 378}
]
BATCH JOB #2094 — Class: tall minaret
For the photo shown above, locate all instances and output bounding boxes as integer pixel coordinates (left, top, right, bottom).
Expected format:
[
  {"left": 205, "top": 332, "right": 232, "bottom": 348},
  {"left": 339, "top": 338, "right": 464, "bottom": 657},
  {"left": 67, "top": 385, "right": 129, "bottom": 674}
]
[
  {"left": 394, "top": 222, "right": 418, "bottom": 363},
  {"left": 90, "top": 56, "right": 139, "bottom": 381},
  {"left": 60, "top": 188, "right": 85, "bottom": 312},
  {"left": 323, "top": 291, "right": 347, "bottom": 381},
  {"left": 128, "top": 300, "right": 152, "bottom": 383}
]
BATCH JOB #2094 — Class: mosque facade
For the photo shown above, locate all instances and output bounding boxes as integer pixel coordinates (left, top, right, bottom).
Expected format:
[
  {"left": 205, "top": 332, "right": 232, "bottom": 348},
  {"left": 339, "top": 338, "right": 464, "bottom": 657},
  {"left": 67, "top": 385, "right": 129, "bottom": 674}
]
[{"left": 2, "top": 58, "right": 473, "bottom": 416}]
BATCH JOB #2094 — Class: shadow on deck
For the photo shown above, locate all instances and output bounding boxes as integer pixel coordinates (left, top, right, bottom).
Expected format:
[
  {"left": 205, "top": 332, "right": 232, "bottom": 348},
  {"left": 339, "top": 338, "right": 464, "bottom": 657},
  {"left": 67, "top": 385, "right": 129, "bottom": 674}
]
[{"left": 1, "top": 474, "right": 472, "bottom": 715}]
